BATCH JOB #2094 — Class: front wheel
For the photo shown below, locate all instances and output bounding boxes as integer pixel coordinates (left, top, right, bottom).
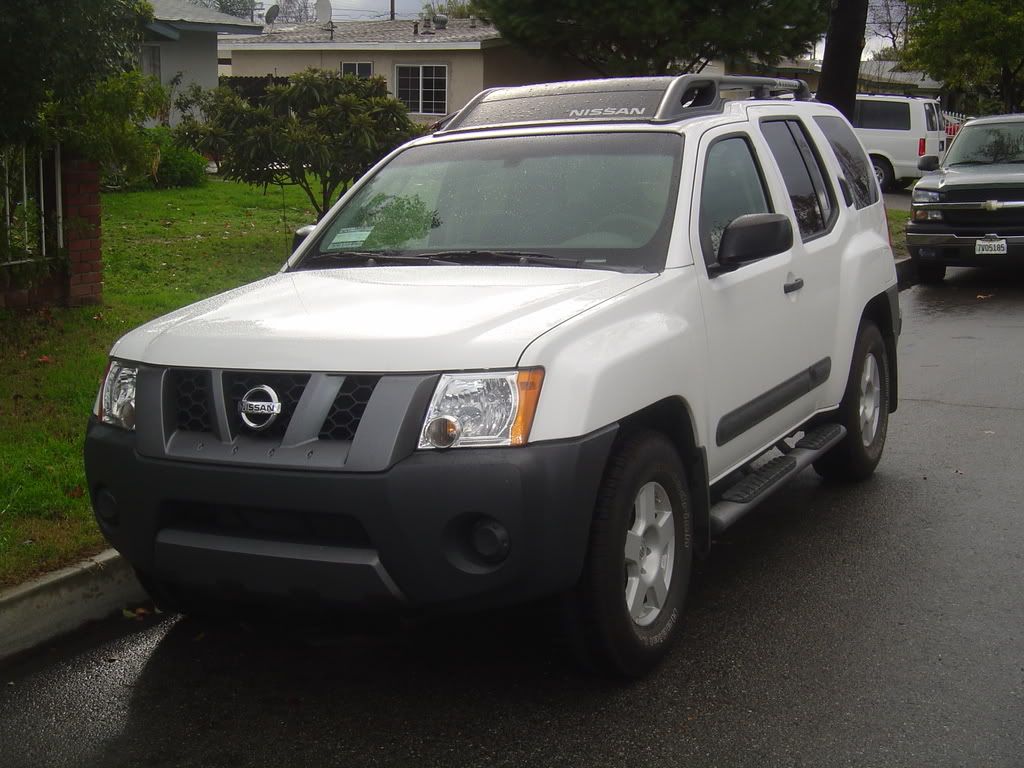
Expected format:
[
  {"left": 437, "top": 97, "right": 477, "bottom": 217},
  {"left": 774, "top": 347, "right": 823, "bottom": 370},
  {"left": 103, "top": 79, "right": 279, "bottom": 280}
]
[
  {"left": 814, "top": 322, "right": 891, "bottom": 482},
  {"left": 568, "top": 432, "right": 693, "bottom": 678}
]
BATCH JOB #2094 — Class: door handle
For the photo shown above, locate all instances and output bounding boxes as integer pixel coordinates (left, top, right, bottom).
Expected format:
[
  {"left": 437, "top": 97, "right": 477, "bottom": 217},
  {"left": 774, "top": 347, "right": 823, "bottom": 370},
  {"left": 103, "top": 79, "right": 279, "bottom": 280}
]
[{"left": 783, "top": 277, "right": 804, "bottom": 294}]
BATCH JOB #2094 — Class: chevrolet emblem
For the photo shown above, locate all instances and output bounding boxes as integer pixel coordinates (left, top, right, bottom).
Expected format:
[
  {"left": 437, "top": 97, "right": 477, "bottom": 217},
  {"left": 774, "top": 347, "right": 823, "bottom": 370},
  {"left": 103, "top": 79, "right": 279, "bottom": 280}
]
[{"left": 984, "top": 200, "right": 1002, "bottom": 211}]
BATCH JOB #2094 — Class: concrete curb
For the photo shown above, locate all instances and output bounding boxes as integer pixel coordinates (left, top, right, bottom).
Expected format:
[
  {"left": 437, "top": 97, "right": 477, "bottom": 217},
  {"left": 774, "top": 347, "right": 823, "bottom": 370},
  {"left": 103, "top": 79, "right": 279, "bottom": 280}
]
[
  {"left": 0, "top": 549, "right": 146, "bottom": 663},
  {"left": 895, "top": 257, "right": 916, "bottom": 291}
]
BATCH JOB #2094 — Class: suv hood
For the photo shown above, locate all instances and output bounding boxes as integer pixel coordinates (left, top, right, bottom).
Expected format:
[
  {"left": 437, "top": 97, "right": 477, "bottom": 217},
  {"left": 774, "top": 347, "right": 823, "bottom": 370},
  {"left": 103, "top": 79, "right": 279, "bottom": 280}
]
[
  {"left": 918, "top": 163, "right": 1024, "bottom": 191},
  {"left": 112, "top": 266, "right": 655, "bottom": 371}
]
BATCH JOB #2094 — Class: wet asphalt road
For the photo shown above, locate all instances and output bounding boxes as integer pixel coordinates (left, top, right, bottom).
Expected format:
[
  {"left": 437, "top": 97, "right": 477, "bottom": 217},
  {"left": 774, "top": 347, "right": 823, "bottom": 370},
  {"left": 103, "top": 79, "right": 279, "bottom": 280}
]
[{"left": 2, "top": 268, "right": 1024, "bottom": 768}]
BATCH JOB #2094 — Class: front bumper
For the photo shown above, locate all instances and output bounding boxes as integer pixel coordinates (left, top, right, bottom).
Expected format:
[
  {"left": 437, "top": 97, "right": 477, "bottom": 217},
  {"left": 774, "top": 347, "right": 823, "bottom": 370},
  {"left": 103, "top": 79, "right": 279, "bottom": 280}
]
[
  {"left": 85, "top": 419, "right": 616, "bottom": 611},
  {"left": 906, "top": 231, "right": 1024, "bottom": 267}
]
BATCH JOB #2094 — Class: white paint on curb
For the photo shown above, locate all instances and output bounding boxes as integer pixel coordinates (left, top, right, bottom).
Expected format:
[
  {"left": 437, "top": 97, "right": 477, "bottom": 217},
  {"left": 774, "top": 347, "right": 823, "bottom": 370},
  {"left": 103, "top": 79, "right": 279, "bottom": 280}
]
[{"left": 0, "top": 549, "right": 146, "bottom": 662}]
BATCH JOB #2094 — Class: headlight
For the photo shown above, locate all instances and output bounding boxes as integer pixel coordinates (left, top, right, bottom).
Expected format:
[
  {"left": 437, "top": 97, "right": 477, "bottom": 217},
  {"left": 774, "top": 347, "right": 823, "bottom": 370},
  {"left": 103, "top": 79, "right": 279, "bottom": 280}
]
[
  {"left": 912, "top": 188, "right": 940, "bottom": 203},
  {"left": 419, "top": 369, "right": 544, "bottom": 449},
  {"left": 97, "top": 360, "right": 138, "bottom": 430}
]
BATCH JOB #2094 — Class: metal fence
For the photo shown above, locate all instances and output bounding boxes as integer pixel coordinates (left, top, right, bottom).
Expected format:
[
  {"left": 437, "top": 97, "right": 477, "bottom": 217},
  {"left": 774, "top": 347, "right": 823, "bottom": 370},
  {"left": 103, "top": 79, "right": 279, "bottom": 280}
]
[{"left": 1, "top": 144, "right": 62, "bottom": 270}]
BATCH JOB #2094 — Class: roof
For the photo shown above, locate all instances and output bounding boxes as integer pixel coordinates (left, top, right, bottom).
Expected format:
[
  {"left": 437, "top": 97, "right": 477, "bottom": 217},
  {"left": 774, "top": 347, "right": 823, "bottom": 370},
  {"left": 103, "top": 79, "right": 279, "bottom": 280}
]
[
  {"left": 221, "top": 18, "right": 502, "bottom": 51},
  {"left": 857, "top": 60, "right": 942, "bottom": 91},
  {"left": 963, "top": 114, "right": 1024, "bottom": 126},
  {"left": 149, "top": 0, "right": 263, "bottom": 34}
]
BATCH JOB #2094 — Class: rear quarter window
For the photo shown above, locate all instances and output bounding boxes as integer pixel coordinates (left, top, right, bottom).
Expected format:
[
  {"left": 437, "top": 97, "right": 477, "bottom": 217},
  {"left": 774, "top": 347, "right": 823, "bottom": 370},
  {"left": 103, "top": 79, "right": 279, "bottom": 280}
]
[
  {"left": 854, "top": 100, "right": 911, "bottom": 131},
  {"left": 813, "top": 115, "right": 880, "bottom": 210}
]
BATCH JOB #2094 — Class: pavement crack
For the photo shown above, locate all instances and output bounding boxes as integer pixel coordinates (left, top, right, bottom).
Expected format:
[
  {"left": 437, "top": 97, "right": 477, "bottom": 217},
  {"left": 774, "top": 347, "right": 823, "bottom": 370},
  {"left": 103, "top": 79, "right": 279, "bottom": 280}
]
[{"left": 902, "top": 397, "right": 1024, "bottom": 413}]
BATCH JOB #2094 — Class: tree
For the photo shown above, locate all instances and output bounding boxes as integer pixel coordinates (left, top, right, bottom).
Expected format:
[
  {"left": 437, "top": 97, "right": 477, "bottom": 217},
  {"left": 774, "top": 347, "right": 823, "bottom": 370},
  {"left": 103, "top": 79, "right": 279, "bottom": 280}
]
[
  {"left": 473, "top": 0, "right": 829, "bottom": 76},
  {"left": 817, "top": 0, "right": 870, "bottom": 119},
  {"left": 423, "top": 1, "right": 482, "bottom": 18},
  {"left": 189, "top": 0, "right": 256, "bottom": 19},
  {"left": 175, "top": 70, "right": 424, "bottom": 219},
  {"left": 868, "top": 0, "right": 909, "bottom": 56},
  {"left": 905, "top": 0, "right": 1024, "bottom": 113},
  {"left": 279, "top": 0, "right": 316, "bottom": 22},
  {"left": 0, "top": 0, "right": 150, "bottom": 144}
]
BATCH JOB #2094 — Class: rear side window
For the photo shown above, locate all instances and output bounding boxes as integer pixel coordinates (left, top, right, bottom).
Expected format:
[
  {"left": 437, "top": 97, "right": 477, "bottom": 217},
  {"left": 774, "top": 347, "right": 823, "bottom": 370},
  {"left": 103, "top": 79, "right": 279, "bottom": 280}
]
[
  {"left": 699, "top": 136, "right": 772, "bottom": 265},
  {"left": 761, "top": 120, "right": 834, "bottom": 240},
  {"left": 814, "top": 116, "right": 880, "bottom": 209},
  {"left": 854, "top": 100, "right": 911, "bottom": 131},
  {"left": 924, "top": 102, "right": 940, "bottom": 132}
]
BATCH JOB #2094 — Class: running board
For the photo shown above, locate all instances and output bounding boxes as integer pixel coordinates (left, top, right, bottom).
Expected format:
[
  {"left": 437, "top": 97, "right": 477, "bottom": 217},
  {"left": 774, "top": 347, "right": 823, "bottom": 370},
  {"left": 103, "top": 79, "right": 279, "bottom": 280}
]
[{"left": 709, "top": 423, "right": 847, "bottom": 535}]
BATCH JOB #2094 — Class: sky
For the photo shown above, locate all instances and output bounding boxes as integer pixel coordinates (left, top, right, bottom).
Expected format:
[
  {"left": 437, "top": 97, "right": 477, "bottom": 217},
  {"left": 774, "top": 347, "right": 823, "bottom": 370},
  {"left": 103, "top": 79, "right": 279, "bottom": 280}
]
[{"left": 328, "top": 0, "right": 433, "bottom": 20}]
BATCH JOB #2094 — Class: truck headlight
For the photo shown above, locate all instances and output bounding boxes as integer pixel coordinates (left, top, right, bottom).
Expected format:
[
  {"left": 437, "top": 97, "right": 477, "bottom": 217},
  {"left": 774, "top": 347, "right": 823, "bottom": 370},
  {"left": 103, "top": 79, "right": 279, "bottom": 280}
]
[
  {"left": 912, "top": 188, "right": 940, "bottom": 203},
  {"left": 419, "top": 369, "right": 544, "bottom": 449},
  {"left": 97, "top": 361, "right": 138, "bottom": 430}
]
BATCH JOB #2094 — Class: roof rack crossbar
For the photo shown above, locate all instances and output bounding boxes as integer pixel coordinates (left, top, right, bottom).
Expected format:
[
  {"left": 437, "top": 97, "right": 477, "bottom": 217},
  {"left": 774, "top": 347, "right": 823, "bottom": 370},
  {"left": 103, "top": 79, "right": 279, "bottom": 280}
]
[{"left": 654, "top": 75, "right": 811, "bottom": 120}]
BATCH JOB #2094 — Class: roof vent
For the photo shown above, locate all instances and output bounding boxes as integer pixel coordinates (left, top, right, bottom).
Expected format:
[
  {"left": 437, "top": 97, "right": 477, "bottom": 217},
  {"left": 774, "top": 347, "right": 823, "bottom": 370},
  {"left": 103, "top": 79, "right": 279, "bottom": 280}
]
[
  {"left": 469, "top": 15, "right": 477, "bottom": 28},
  {"left": 433, "top": 13, "right": 448, "bottom": 30}
]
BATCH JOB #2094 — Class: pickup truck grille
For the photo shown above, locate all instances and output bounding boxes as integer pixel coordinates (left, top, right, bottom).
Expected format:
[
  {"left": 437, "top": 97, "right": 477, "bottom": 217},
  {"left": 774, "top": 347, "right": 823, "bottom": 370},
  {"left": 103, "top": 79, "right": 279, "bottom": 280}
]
[
  {"left": 941, "top": 187, "right": 1024, "bottom": 230},
  {"left": 168, "top": 369, "right": 378, "bottom": 442}
]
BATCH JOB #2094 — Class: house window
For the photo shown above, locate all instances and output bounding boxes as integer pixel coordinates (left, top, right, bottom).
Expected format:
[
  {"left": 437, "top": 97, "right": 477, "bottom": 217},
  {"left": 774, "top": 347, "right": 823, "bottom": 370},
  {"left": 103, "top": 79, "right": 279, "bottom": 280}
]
[
  {"left": 395, "top": 65, "right": 447, "bottom": 115},
  {"left": 342, "top": 62, "right": 373, "bottom": 79},
  {"left": 140, "top": 44, "right": 161, "bottom": 82}
]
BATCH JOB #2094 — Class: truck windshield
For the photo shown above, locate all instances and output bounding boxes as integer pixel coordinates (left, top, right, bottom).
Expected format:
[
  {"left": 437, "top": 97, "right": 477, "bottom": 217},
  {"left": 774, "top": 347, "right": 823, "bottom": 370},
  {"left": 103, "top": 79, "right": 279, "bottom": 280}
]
[
  {"left": 945, "top": 122, "right": 1024, "bottom": 166},
  {"left": 294, "top": 133, "right": 684, "bottom": 273}
]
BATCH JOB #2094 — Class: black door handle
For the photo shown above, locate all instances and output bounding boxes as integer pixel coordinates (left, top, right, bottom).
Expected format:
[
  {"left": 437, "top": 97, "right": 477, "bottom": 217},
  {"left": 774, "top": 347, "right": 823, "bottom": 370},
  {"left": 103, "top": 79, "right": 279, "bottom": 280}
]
[{"left": 784, "top": 277, "right": 804, "bottom": 294}]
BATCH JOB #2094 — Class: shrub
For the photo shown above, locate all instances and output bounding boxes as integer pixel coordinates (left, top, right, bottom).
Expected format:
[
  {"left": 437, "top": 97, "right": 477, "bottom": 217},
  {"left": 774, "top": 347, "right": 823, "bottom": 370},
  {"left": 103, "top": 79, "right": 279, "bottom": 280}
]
[{"left": 148, "top": 126, "right": 207, "bottom": 189}]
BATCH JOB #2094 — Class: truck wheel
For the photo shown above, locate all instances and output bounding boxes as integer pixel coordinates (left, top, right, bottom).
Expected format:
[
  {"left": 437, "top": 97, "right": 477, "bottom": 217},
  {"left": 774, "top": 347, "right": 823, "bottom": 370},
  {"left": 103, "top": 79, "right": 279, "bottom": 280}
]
[
  {"left": 871, "top": 155, "right": 895, "bottom": 192},
  {"left": 570, "top": 432, "right": 692, "bottom": 678},
  {"left": 814, "top": 322, "right": 891, "bottom": 482}
]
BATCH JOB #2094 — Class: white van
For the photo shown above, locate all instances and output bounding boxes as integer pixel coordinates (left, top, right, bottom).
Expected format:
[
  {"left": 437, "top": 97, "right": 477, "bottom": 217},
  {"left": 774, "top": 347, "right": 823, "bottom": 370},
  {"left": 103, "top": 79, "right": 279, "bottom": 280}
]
[{"left": 852, "top": 94, "right": 946, "bottom": 190}]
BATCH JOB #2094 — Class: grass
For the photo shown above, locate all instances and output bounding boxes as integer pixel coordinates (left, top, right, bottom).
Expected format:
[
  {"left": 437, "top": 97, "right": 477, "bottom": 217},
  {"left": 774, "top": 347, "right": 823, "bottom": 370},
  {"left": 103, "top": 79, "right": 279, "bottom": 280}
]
[
  {"left": 888, "top": 209, "right": 910, "bottom": 260},
  {"left": 0, "top": 179, "right": 315, "bottom": 588}
]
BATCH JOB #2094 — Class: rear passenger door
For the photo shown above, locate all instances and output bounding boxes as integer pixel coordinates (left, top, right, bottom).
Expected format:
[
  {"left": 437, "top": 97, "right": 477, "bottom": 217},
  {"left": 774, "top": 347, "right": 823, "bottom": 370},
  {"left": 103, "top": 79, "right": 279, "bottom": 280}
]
[{"left": 692, "top": 127, "right": 822, "bottom": 480}]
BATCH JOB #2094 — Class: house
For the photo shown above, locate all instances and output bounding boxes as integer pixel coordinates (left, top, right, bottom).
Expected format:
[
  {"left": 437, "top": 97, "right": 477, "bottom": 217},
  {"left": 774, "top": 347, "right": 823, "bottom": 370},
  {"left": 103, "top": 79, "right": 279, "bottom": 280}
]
[
  {"left": 144, "top": 0, "right": 263, "bottom": 123},
  {"left": 218, "top": 18, "right": 596, "bottom": 120}
]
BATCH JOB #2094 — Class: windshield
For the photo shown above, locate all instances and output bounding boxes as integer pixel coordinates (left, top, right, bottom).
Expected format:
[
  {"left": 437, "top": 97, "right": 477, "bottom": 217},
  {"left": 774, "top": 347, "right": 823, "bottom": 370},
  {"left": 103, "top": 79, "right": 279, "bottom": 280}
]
[
  {"left": 944, "top": 122, "right": 1024, "bottom": 165},
  {"left": 293, "top": 133, "right": 684, "bottom": 272}
]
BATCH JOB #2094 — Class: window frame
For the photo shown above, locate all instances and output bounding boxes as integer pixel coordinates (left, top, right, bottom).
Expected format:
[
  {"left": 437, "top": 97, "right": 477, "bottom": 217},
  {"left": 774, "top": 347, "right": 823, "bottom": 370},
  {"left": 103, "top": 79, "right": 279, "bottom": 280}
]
[
  {"left": 813, "top": 115, "right": 881, "bottom": 210},
  {"left": 341, "top": 62, "right": 374, "bottom": 79},
  {"left": 759, "top": 117, "right": 839, "bottom": 243},
  {"left": 394, "top": 63, "right": 449, "bottom": 115},
  {"left": 697, "top": 131, "right": 776, "bottom": 268}
]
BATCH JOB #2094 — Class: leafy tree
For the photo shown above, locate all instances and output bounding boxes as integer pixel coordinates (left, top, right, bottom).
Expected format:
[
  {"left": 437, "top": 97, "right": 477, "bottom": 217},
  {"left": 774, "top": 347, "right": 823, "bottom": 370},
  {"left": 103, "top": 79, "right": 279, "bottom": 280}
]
[
  {"left": 176, "top": 69, "right": 424, "bottom": 219},
  {"left": 473, "top": 0, "right": 829, "bottom": 76},
  {"left": 0, "top": 0, "right": 151, "bottom": 144},
  {"left": 817, "top": 0, "right": 870, "bottom": 119},
  {"left": 905, "top": 0, "right": 1024, "bottom": 113}
]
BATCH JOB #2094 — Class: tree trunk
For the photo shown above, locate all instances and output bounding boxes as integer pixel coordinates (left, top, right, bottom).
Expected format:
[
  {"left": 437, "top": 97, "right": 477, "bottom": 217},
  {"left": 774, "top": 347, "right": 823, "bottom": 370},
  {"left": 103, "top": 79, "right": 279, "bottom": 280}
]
[{"left": 817, "top": 0, "right": 870, "bottom": 120}]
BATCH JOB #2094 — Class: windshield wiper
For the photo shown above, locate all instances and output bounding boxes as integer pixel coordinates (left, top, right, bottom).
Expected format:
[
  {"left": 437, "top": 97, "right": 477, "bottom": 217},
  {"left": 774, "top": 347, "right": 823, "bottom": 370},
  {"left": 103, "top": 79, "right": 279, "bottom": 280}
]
[
  {"left": 296, "top": 250, "right": 449, "bottom": 269},
  {"left": 418, "top": 249, "right": 584, "bottom": 268},
  {"left": 947, "top": 160, "right": 994, "bottom": 166}
]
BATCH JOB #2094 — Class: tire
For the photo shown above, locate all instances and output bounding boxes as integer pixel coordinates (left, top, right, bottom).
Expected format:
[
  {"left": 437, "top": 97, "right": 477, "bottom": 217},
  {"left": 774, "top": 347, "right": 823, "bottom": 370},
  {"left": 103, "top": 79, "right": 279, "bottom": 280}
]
[
  {"left": 871, "top": 155, "right": 895, "bottom": 192},
  {"left": 814, "top": 322, "right": 891, "bottom": 482},
  {"left": 568, "top": 432, "right": 693, "bottom": 678},
  {"left": 916, "top": 260, "right": 946, "bottom": 284}
]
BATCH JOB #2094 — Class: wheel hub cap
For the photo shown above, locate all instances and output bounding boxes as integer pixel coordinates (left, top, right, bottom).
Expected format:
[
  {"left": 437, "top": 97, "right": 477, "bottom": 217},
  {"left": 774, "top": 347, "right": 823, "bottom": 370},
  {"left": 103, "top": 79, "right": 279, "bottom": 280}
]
[
  {"left": 859, "top": 352, "right": 882, "bottom": 447},
  {"left": 623, "top": 481, "right": 675, "bottom": 627}
]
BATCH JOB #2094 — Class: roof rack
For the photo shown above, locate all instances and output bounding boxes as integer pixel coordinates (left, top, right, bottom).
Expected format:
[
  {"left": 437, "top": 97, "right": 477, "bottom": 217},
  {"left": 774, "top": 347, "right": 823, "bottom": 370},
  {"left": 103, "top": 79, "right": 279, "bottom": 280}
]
[{"left": 436, "top": 75, "right": 812, "bottom": 134}]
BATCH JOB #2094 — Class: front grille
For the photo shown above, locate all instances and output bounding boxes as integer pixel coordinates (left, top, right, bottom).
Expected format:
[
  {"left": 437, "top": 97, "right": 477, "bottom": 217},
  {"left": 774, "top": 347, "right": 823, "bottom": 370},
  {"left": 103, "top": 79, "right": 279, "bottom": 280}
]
[
  {"left": 224, "top": 371, "right": 310, "bottom": 439},
  {"left": 319, "top": 376, "right": 379, "bottom": 441},
  {"left": 942, "top": 187, "right": 1024, "bottom": 231},
  {"left": 170, "top": 369, "right": 213, "bottom": 433},
  {"left": 160, "top": 501, "right": 372, "bottom": 549}
]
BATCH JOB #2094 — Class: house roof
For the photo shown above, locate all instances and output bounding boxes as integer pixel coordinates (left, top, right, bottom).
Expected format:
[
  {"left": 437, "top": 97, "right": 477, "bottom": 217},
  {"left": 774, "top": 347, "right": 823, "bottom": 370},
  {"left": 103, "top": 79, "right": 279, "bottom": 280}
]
[
  {"left": 857, "top": 60, "right": 942, "bottom": 91},
  {"left": 149, "top": 0, "right": 263, "bottom": 35},
  {"left": 221, "top": 18, "right": 502, "bottom": 51}
]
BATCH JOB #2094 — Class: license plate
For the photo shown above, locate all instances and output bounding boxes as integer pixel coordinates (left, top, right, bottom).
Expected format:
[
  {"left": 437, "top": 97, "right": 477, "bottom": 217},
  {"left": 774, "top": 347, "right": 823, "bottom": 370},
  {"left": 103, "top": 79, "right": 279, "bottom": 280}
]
[{"left": 976, "top": 239, "right": 1008, "bottom": 255}]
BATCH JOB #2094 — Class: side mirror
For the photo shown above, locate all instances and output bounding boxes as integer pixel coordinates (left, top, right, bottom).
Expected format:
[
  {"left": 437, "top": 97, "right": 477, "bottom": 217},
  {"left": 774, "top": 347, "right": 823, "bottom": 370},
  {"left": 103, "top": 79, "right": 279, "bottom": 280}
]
[
  {"left": 712, "top": 213, "right": 793, "bottom": 274},
  {"left": 918, "top": 155, "right": 940, "bottom": 172},
  {"left": 292, "top": 224, "right": 316, "bottom": 254}
]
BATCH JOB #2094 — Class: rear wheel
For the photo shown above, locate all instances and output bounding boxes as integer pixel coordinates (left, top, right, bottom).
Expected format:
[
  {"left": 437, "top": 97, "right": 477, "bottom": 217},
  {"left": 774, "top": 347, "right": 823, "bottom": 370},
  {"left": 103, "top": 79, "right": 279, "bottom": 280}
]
[
  {"left": 871, "top": 155, "right": 895, "bottom": 192},
  {"left": 815, "top": 322, "right": 891, "bottom": 482},
  {"left": 568, "top": 432, "right": 693, "bottom": 678}
]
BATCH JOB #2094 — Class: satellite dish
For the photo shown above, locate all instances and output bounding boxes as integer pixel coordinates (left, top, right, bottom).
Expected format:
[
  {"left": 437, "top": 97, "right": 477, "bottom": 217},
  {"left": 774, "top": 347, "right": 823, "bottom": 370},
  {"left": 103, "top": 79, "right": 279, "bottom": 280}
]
[
  {"left": 264, "top": 3, "right": 279, "bottom": 24},
  {"left": 316, "top": 0, "right": 333, "bottom": 23}
]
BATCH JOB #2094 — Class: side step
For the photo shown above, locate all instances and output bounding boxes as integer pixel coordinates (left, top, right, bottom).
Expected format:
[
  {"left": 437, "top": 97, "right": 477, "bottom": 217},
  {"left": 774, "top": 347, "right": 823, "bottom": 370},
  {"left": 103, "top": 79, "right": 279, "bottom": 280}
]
[{"left": 709, "top": 423, "right": 846, "bottom": 535}]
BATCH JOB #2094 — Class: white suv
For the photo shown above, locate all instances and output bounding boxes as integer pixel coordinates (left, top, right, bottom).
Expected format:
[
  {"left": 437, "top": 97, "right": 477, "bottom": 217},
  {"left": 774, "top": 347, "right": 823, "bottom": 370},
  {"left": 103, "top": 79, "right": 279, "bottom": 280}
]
[
  {"left": 853, "top": 94, "right": 946, "bottom": 190},
  {"left": 86, "top": 76, "right": 900, "bottom": 678}
]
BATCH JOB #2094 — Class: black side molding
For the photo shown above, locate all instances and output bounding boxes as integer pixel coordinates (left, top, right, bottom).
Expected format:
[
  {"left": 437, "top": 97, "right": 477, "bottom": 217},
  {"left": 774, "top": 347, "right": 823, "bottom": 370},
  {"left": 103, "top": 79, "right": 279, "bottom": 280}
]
[{"left": 716, "top": 358, "right": 831, "bottom": 446}]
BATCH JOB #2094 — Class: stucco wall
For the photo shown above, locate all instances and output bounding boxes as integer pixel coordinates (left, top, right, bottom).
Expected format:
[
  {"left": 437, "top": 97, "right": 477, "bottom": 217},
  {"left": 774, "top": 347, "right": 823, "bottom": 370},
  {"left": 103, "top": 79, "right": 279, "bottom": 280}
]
[
  {"left": 229, "top": 48, "right": 485, "bottom": 120},
  {"left": 149, "top": 30, "right": 219, "bottom": 124}
]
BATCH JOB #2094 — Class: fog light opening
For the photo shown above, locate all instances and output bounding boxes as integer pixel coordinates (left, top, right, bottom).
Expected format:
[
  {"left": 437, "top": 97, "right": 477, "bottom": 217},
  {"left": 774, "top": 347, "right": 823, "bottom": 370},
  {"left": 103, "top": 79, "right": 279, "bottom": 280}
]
[
  {"left": 95, "top": 488, "right": 119, "bottom": 525},
  {"left": 470, "top": 518, "right": 511, "bottom": 565}
]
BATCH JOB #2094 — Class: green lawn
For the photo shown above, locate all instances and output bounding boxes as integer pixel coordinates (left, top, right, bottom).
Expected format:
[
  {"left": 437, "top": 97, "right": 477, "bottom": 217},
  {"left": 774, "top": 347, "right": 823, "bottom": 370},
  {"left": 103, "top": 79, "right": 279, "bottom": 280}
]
[
  {"left": 0, "top": 179, "right": 315, "bottom": 588},
  {"left": 888, "top": 209, "right": 910, "bottom": 260}
]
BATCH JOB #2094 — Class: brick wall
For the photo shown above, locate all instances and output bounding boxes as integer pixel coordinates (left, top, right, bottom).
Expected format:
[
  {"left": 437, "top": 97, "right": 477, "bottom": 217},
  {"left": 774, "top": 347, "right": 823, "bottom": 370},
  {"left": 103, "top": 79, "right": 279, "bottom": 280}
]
[
  {"left": 63, "top": 159, "right": 103, "bottom": 306},
  {"left": 0, "top": 156, "right": 103, "bottom": 309}
]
